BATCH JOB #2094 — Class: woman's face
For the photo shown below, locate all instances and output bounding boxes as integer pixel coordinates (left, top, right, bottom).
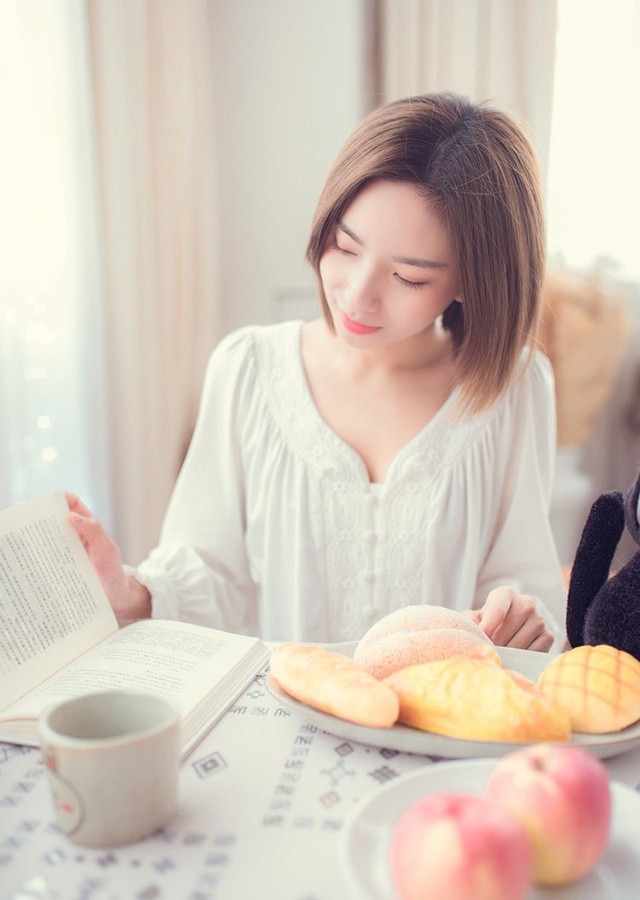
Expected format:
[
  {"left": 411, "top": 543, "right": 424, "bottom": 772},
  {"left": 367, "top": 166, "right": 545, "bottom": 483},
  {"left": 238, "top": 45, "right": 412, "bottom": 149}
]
[{"left": 319, "top": 179, "right": 460, "bottom": 355}]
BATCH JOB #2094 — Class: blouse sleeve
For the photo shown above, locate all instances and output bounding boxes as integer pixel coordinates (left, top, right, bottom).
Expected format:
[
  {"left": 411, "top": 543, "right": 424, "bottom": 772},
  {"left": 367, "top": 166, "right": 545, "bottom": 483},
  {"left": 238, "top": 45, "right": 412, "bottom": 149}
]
[
  {"left": 473, "top": 352, "right": 567, "bottom": 646},
  {"left": 130, "top": 328, "right": 259, "bottom": 634}
]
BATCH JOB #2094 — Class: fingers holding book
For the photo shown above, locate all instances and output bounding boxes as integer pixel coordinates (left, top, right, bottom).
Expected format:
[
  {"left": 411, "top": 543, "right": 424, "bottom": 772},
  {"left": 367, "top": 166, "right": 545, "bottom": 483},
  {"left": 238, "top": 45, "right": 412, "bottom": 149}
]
[{"left": 65, "top": 492, "right": 151, "bottom": 625}]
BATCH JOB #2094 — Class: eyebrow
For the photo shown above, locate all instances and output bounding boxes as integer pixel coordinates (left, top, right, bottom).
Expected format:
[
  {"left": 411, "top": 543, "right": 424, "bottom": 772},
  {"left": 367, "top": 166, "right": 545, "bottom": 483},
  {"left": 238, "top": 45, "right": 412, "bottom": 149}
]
[{"left": 337, "top": 220, "right": 449, "bottom": 270}]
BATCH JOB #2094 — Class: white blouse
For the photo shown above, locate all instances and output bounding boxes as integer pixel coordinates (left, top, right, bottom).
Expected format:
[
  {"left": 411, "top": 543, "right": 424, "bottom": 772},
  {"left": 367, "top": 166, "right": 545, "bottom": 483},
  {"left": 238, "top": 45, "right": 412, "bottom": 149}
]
[{"left": 134, "top": 320, "right": 566, "bottom": 644}]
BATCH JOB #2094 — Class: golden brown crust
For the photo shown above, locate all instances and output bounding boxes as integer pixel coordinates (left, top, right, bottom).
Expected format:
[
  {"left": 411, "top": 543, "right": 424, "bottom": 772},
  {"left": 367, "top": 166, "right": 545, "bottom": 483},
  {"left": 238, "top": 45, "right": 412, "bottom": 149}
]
[
  {"left": 384, "top": 656, "right": 571, "bottom": 742},
  {"left": 538, "top": 644, "right": 640, "bottom": 733},
  {"left": 269, "top": 643, "right": 399, "bottom": 728}
]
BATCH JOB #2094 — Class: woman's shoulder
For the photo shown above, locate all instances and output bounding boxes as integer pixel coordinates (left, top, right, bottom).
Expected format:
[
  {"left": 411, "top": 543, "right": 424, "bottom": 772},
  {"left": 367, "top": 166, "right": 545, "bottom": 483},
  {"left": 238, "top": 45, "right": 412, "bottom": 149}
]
[
  {"left": 196, "top": 322, "right": 306, "bottom": 436},
  {"left": 210, "top": 320, "right": 301, "bottom": 359},
  {"left": 455, "top": 348, "right": 554, "bottom": 436},
  {"left": 204, "top": 320, "right": 302, "bottom": 379},
  {"left": 510, "top": 346, "right": 555, "bottom": 402},
  {"left": 474, "top": 347, "right": 555, "bottom": 438}
]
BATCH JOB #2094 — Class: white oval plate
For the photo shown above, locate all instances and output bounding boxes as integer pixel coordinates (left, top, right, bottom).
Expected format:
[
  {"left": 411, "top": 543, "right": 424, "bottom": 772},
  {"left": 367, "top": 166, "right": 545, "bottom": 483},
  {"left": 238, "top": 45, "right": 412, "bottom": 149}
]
[
  {"left": 340, "top": 759, "right": 640, "bottom": 900},
  {"left": 265, "top": 645, "right": 640, "bottom": 760}
]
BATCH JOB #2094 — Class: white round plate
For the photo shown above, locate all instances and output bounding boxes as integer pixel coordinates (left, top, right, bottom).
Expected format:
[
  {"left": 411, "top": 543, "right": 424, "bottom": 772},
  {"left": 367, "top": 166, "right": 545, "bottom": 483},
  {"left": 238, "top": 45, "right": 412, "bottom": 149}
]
[
  {"left": 340, "top": 758, "right": 640, "bottom": 900},
  {"left": 266, "top": 645, "right": 640, "bottom": 760}
]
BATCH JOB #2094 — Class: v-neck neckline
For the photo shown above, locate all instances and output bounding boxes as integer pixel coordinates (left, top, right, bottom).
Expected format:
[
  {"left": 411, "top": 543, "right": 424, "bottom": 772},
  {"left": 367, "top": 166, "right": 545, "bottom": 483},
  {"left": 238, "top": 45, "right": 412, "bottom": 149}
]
[{"left": 291, "top": 320, "right": 461, "bottom": 489}]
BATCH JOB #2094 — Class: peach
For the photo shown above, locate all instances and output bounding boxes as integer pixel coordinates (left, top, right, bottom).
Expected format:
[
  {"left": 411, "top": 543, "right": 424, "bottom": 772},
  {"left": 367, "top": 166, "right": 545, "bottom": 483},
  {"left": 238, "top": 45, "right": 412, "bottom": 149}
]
[
  {"left": 390, "top": 792, "right": 532, "bottom": 900},
  {"left": 485, "top": 743, "right": 611, "bottom": 885}
]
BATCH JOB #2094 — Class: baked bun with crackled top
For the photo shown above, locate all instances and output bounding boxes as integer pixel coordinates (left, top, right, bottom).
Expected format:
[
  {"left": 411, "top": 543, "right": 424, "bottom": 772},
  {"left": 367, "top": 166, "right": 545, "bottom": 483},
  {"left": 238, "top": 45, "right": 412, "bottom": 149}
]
[
  {"left": 384, "top": 656, "right": 571, "bottom": 742},
  {"left": 538, "top": 644, "right": 640, "bottom": 733},
  {"left": 353, "top": 604, "right": 500, "bottom": 679}
]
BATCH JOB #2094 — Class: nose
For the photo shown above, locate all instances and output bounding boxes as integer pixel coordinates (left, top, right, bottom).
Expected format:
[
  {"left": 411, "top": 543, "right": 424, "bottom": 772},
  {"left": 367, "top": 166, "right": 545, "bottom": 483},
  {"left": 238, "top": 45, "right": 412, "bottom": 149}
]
[{"left": 345, "top": 264, "right": 379, "bottom": 314}]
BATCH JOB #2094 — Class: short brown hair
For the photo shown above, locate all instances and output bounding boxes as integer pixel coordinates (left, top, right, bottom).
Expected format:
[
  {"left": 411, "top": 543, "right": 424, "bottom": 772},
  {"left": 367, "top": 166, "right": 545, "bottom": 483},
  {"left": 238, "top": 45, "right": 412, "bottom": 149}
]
[{"left": 305, "top": 93, "right": 545, "bottom": 413}]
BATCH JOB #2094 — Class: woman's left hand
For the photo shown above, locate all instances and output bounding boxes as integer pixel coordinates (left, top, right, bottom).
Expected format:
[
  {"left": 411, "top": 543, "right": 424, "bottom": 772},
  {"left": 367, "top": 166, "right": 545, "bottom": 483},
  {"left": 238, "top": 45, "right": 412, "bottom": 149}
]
[{"left": 463, "top": 586, "right": 555, "bottom": 652}]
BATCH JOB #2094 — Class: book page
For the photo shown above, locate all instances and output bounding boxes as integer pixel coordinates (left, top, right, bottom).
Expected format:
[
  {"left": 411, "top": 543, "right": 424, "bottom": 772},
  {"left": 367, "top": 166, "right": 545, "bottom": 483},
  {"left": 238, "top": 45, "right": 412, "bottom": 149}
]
[
  {"left": 2, "top": 619, "right": 267, "bottom": 730},
  {"left": 0, "top": 492, "right": 118, "bottom": 710}
]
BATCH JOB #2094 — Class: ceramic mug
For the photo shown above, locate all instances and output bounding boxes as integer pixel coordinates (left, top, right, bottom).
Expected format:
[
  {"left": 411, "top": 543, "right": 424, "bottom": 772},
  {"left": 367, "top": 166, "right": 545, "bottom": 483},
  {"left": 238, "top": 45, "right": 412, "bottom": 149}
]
[{"left": 39, "top": 690, "right": 180, "bottom": 847}]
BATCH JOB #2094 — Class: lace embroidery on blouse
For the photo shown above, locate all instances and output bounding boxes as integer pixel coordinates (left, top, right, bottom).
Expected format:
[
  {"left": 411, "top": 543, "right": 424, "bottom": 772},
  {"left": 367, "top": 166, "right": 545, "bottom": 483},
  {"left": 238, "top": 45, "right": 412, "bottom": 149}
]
[{"left": 252, "top": 321, "right": 496, "bottom": 639}]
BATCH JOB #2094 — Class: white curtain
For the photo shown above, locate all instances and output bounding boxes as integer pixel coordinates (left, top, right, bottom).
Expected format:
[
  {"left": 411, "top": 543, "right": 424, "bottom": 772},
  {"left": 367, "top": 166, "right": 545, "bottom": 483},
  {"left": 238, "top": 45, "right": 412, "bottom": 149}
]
[
  {"left": 0, "top": 0, "right": 112, "bottom": 528},
  {"left": 547, "top": 0, "right": 640, "bottom": 282},
  {"left": 376, "top": 0, "right": 558, "bottom": 185},
  {"left": 86, "top": 0, "right": 222, "bottom": 563}
]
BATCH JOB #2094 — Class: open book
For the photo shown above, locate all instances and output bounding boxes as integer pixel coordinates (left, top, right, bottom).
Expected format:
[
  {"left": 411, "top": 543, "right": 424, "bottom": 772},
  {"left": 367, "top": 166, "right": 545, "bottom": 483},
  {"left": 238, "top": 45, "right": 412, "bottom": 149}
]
[{"left": 0, "top": 492, "right": 271, "bottom": 760}]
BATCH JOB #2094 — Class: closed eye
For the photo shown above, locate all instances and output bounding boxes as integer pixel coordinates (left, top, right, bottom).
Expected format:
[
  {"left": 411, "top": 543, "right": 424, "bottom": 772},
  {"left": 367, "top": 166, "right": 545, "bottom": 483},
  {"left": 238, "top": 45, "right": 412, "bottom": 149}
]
[
  {"left": 395, "top": 273, "right": 428, "bottom": 289},
  {"left": 333, "top": 241, "right": 356, "bottom": 256}
]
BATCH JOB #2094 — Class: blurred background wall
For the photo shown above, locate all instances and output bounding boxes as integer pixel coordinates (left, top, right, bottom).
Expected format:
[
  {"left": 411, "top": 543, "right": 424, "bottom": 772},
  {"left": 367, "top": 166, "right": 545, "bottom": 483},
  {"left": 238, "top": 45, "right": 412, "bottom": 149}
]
[{"left": 210, "top": 0, "right": 371, "bottom": 335}]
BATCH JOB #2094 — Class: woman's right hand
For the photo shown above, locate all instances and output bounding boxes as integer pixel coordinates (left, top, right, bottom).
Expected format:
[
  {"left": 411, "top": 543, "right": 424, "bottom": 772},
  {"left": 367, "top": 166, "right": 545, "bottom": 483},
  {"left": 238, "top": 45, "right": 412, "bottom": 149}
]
[{"left": 66, "top": 492, "right": 151, "bottom": 625}]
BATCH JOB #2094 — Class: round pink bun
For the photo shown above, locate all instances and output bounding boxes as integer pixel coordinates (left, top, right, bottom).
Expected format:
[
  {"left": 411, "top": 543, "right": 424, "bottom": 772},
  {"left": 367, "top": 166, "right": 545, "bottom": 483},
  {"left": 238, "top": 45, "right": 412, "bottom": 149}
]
[{"left": 353, "top": 605, "right": 500, "bottom": 679}]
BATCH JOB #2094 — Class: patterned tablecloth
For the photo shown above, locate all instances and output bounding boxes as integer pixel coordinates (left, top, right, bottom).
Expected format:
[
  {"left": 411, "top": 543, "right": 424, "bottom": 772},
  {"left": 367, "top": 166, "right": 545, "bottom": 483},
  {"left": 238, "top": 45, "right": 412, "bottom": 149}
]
[{"left": 2, "top": 666, "right": 639, "bottom": 900}]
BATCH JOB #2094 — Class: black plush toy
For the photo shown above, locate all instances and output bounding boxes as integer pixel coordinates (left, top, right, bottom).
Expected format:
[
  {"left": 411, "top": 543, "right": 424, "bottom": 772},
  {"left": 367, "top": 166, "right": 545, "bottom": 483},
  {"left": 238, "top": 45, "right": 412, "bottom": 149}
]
[{"left": 566, "top": 466, "right": 640, "bottom": 661}]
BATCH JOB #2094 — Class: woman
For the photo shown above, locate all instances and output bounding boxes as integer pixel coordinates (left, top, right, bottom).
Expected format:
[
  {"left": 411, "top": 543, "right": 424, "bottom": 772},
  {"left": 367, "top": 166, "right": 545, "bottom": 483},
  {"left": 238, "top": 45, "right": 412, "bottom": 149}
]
[{"left": 68, "top": 93, "right": 565, "bottom": 650}]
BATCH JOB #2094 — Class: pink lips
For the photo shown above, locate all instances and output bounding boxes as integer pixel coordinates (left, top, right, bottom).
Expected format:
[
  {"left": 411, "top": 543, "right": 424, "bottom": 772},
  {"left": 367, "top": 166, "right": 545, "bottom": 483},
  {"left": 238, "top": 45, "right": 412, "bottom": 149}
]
[{"left": 339, "top": 310, "right": 381, "bottom": 335}]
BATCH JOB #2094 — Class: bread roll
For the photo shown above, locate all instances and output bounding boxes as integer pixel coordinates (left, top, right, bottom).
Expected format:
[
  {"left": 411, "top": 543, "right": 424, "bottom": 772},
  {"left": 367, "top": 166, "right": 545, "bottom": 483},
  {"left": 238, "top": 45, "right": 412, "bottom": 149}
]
[
  {"left": 270, "top": 643, "right": 399, "bottom": 728},
  {"left": 538, "top": 644, "right": 640, "bottom": 733},
  {"left": 384, "top": 656, "right": 571, "bottom": 742},
  {"left": 354, "top": 604, "right": 500, "bottom": 679}
]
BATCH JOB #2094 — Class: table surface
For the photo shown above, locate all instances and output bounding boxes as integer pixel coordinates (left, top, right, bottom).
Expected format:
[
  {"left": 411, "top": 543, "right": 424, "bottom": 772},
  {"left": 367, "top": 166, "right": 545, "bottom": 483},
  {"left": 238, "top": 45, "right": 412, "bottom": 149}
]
[{"left": 2, "top": 667, "right": 640, "bottom": 900}]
